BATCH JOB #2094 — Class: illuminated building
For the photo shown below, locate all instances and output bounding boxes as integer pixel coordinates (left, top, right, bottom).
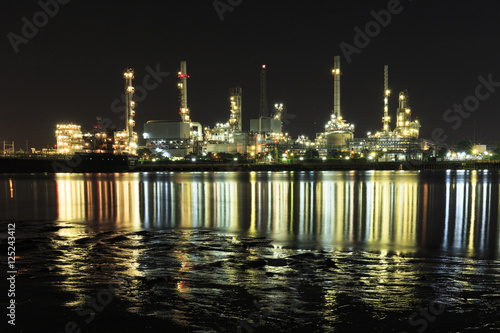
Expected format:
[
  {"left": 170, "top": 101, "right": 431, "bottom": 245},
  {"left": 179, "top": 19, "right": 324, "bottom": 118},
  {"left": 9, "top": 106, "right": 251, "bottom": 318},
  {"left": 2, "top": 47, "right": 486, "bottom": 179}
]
[
  {"left": 203, "top": 86, "right": 248, "bottom": 154},
  {"left": 144, "top": 120, "right": 192, "bottom": 158},
  {"left": 83, "top": 117, "right": 114, "bottom": 154},
  {"left": 350, "top": 66, "right": 428, "bottom": 161},
  {"left": 55, "top": 124, "right": 84, "bottom": 154},
  {"left": 83, "top": 131, "right": 113, "bottom": 154},
  {"left": 114, "top": 130, "right": 138, "bottom": 155},
  {"left": 144, "top": 61, "right": 204, "bottom": 157}
]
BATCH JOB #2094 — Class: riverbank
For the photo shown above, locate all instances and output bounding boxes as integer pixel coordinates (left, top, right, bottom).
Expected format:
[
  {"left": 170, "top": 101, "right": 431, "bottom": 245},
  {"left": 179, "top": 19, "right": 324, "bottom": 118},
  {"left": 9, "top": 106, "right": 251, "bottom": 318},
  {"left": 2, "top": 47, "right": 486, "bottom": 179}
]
[
  {"left": 136, "top": 160, "right": 500, "bottom": 172},
  {"left": 1, "top": 155, "right": 499, "bottom": 173}
]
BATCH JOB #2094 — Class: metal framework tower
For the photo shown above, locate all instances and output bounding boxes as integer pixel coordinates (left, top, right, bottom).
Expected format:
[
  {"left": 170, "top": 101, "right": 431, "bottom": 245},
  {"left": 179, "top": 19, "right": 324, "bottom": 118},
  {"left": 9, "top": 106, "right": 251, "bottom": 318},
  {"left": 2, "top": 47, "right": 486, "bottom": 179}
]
[
  {"left": 178, "top": 61, "right": 191, "bottom": 123},
  {"left": 260, "top": 65, "right": 268, "bottom": 118},
  {"left": 332, "top": 56, "right": 341, "bottom": 118},
  {"left": 124, "top": 68, "right": 136, "bottom": 153},
  {"left": 382, "top": 65, "right": 391, "bottom": 134},
  {"left": 229, "top": 86, "right": 242, "bottom": 132}
]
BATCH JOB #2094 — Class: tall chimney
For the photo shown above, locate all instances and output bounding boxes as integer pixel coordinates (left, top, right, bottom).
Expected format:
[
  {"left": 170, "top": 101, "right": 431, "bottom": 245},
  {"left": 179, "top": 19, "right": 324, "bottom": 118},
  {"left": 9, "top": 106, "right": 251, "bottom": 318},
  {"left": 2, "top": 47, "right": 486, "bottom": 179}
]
[
  {"left": 260, "top": 65, "right": 268, "bottom": 118},
  {"left": 382, "top": 65, "right": 391, "bottom": 133},
  {"left": 178, "top": 61, "right": 190, "bottom": 123},
  {"left": 333, "top": 56, "right": 341, "bottom": 118}
]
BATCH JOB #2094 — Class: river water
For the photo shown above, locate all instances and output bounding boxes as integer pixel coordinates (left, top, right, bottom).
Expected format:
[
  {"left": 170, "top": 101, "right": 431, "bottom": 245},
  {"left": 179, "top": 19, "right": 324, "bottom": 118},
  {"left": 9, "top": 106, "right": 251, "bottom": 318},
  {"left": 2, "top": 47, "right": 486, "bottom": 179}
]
[{"left": 1, "top": 171, "right": 499, "bottom": 332}]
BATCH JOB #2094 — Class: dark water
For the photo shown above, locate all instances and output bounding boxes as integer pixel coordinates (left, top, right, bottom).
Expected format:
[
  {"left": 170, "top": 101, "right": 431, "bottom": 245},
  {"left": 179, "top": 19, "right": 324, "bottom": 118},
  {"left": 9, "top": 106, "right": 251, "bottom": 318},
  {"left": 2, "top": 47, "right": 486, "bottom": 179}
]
[{"left": 1, "top": 171, "right": 499, "bottom": 332}]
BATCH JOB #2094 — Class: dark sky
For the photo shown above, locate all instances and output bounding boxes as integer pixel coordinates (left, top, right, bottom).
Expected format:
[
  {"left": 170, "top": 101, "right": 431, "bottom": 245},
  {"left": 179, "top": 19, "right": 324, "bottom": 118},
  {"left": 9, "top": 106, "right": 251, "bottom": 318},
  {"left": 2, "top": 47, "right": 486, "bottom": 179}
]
[{"left": 2, "top": 0, "right": 500, "bottom": 149}]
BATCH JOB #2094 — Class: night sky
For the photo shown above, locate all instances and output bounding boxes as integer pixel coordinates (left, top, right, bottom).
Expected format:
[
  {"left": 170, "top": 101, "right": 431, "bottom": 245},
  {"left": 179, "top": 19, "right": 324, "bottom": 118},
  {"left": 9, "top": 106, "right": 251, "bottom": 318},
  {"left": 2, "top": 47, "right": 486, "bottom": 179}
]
[{"left": 2, "top": 0, "right": 500, "bottom": 149}]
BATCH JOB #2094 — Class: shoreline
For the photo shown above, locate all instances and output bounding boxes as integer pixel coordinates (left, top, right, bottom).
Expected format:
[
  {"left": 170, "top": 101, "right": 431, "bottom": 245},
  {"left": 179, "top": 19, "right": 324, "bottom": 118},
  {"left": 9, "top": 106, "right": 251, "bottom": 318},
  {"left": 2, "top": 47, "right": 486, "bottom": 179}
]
[
  {"left": 136, "top": 160, "right": 500, "bottom": 172},
  {"left": 1, "top": 155, "right": 499, "bottom": 173}
]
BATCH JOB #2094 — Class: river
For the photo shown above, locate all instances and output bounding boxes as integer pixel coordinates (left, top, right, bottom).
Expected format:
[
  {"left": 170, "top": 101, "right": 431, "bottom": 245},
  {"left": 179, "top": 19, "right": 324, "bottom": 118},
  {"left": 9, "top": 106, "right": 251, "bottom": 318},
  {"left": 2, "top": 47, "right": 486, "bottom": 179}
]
[{"left": 1, "top": 170, "right": 499, "bottom": 332}]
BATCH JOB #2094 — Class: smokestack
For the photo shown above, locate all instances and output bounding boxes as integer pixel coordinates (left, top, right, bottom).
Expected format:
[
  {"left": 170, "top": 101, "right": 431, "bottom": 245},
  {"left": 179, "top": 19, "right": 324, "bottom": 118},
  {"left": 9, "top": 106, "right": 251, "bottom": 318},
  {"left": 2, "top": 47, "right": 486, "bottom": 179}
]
[
  {"left": 260, "top": 65, "right": 268, "bottom": 118},
  {"left": 178, "top": 61, "right": 190, "bottom": 123},
  {"left": 333, "top": 56, "right": 341, "bottom": 118}
]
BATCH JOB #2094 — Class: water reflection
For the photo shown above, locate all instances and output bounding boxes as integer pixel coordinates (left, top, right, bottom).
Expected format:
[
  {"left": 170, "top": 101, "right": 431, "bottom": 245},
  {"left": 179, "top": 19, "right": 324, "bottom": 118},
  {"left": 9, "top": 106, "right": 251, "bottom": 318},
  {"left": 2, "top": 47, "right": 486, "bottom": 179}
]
[
  {"left": 444, "top": 170, "right": 500, "bottom": 256},
  {"left": 0, "top": 170, "right": 499, "bottom": 257}
]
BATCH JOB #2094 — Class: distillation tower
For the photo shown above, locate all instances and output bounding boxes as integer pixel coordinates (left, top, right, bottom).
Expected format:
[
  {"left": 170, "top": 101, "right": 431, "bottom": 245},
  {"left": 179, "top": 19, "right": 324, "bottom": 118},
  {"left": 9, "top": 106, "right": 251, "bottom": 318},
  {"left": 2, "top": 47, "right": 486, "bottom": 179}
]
[
  {"left": 229, "top": 86, "right": 242, "bottom": 132},
  {"left": 114, "top": 68, "right": 138, "bottom": 155},
  {"left": 393, "top": 90, "right": 420, "bottom": 138},
  {"left": 124, "top": 68, "right": 137, "bottom": 153}
]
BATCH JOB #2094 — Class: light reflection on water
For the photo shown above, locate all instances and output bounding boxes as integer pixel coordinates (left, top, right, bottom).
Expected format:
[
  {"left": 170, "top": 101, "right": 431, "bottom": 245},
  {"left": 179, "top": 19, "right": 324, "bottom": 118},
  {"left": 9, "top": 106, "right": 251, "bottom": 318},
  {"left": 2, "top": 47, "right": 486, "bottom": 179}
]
[
  {"left": 3, "top": 170, "right": 500, "bottom": 332},
  {"left": 1, "top": 170, "right": 499, "bottom": 257}
]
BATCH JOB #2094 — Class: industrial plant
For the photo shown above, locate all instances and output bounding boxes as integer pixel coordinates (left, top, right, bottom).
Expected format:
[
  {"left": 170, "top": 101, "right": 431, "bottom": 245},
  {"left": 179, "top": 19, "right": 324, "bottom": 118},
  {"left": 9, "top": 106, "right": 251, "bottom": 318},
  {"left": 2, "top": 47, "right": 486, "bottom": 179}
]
[
  {"left": 51, "top": 57, "right": 442, "bottom": 163},
  {"left": 348, "top": 65, "right": 431, "bottom": 161}
]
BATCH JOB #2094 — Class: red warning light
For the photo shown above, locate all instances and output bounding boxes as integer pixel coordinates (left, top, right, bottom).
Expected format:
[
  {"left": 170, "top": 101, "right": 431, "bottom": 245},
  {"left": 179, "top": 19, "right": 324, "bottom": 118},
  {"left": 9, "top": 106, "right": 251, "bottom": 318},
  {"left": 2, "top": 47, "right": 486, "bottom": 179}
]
[{"left": 178, "top": 74, "right": 190, "bottom": 78}]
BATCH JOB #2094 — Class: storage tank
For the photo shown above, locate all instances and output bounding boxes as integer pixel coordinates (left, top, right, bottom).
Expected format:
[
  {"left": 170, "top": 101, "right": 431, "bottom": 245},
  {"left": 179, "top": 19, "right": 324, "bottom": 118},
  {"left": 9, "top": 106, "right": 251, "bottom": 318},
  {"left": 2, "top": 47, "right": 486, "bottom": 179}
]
[{"left": 326, "top": 132, "right": 353, "bottom": 145}]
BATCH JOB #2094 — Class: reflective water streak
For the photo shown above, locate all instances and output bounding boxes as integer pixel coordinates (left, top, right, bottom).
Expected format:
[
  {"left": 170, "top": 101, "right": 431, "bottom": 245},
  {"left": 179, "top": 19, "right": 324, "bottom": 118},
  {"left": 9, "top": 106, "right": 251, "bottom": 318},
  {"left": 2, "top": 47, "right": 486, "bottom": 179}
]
[{"left": 1, "top": 170, "right": 499, "bottom": 257}]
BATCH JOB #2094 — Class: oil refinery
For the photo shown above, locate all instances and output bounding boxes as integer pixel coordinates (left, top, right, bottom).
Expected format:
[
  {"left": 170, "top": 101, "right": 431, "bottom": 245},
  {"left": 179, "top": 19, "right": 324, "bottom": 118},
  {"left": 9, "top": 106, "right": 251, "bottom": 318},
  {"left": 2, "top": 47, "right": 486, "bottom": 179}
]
[
  {"left": 348, "top": 65, "right": 429, "bottom": 161},
  {"left": 51, "top": 57, "right": 440, "bottom": 164}
]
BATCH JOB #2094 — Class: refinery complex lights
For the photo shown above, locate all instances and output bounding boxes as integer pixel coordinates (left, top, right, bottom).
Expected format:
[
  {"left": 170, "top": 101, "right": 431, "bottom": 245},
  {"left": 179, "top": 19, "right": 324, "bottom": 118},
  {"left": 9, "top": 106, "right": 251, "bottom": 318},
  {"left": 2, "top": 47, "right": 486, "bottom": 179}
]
[
  {"left": 56, "top": 69, "right": 139, "bottom": 156},
  {"left": 54, "top": 57, "right": 440, "bottom": 161}
]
